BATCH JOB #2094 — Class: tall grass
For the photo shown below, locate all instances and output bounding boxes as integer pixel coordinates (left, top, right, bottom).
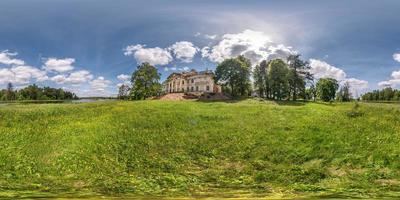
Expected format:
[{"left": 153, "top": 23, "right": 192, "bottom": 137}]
[{"left": 0, "top": 100, "right": 400, "bottom": 198}]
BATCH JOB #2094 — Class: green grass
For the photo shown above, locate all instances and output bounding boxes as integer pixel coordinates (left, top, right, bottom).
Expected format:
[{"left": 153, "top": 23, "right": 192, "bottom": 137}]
[{"left": 1, "top": 99, "right": 400, "bottom": 199}]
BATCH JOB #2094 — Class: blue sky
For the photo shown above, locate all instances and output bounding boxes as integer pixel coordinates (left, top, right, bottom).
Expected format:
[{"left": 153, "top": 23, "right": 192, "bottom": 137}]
[{"left": 0, "top": 0, "right": 400, "bottom": 96}]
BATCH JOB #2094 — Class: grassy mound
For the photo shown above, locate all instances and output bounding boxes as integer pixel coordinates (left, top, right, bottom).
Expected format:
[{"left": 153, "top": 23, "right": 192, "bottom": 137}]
[{"left": 1, "top": 100, "right": 400, "bottom": 198}]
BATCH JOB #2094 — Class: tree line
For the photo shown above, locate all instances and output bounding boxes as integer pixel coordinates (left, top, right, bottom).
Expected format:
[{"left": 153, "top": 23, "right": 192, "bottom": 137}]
[
  {"left": 120, "top": 55, "right": 354, "bottom": 102},
  {"left": 361, "top": 87, "right": 400, "bottom": 101},
  {"left": 0, "top": 83, "right": 78, "bottom": 101}
]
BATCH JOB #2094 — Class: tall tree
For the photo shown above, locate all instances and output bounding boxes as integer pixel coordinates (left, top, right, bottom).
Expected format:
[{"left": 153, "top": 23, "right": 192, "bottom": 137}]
[
  {"left": 336, "top": 81, "right": 352, "bottom": 102},
  {"left": 287, "top": 54, "right": 312, "bottom": 100},
  {"left": 215, "top": 56, "right": 251, "bottom": 97},
  {"left": 236, "top": 55, "right": 252, "bottom": 96},
  {"left": 118, "top": 84, "right": 130, "bottom": 100},
  {"left": 253, "top": 64, "right": 265, "bottom": 97},
  {"left": 361, "top": 87, "right": 400, "bottom": 101},
  {"left": 316, "top": 78, "right": 339, "bottom": 102},
  {"left": 5, "top": 82, "right": 15, "bottom": 101},
  {"left": 253, "top": 60, "right": 269, "bottom": 98},
  {"left": 268, "top": 59, "right": 289, "bottom": 100},
  {"left": 130, "top": 62, "right": 161, "bottom": 100}
]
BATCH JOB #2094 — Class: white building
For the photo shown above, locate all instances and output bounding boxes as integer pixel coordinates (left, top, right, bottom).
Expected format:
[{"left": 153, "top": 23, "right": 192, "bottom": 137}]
[{"left": 162, "top": 69, "right": 221, "bottom": 94}]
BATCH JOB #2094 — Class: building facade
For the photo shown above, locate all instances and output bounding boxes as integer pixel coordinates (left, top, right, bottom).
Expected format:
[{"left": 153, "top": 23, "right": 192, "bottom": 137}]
[{"left": 162, "top": 69, "right": 221, "bottom": 93}]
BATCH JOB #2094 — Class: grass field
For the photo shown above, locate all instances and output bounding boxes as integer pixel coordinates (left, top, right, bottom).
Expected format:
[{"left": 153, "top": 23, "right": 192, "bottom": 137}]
[{"left": 1, "top": 99, "right": 400, "bottom": 199}]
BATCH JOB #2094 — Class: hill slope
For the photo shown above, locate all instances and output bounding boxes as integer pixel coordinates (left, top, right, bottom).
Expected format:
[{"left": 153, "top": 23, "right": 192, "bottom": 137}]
[{"left": 0, "top": 100, "right": 400, "bottom": 198}]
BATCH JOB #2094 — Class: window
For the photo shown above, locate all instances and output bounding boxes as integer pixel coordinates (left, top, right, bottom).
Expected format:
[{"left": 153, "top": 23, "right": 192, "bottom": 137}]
[
  {"left": 196, "top": 86, "right": 199, "bottom": 91},
  {"left": 191, "top": 87, "right": 194, "bottom": 92},
  {"left": 181, "top": 88, "right": 184, "bottom": 92},
  {"left": 182, "top": 80, "right": 184, "bottom": 84},
  {"left": 187, "top": 87, "right": 189, "bottom": 91},
  {"left": 191, "top": 79, "right": 194, "bottom": 83},
  {"left": 206, "top": 85, "right": 210, "bottom": 91}
]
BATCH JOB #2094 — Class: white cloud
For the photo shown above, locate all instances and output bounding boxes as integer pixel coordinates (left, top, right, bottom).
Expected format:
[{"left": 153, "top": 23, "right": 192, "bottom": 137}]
[
  {"left": 0, "top": 50, "right": 25, "bottom": 66},
  {"left": 43, "top": 57, "right": 75, "bottom": 73},
  {"left": 117, "top": 74, "right": 130, "bottom": 81},
  {"left": 117, "top": 74, "right": 131, "bottom": 88},
  {"left": 124, "top": 44, "right": 172, "bottom": 65},
  {"left": 0, "top": 66, "right": 48, "bottom": 84},
  {"left": 168, "top": 41, "right": 199, "bottom": 63},
  {"left": 391, "top": 70, "right": 400, "bottom": 79},
  {"left": 204, "top": 34, "right": 217, "bottom": 40},
  {"left": 309, "top": 59, "right": 347, "bottom": 81},
  {"left": 51, "top": 70, "right": 93, "bottom": 85},
  {"left": 378, "top": 81, "right": 394, "bottom": 88},
  {"left": 164, "top": 66, "right": 190, "bottom": 72},
  {"left": 393, "top": 53, "right": 400, "bottom": 62},
  {"left": 201, "top": 29, "right": 295, "bottom": 66},
  {"left": 194, "top": 32, "right": 218, "bottom": 40},
  {"left": 378, "top": 70, "right": 400, "bottom": 88},
  {"left": 90, "top": 76, "right": 111, "bottom": 92},
  {"left": 344, "top": 78, "right": 368, "bottom": 96},
  {"left": 309, "top": 59, "right": 368, "bottom": 95}
]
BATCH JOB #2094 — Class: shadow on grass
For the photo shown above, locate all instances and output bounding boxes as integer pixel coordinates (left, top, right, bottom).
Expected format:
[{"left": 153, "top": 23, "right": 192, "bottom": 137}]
[
  {"left": 196, "top": 98, "right": 246, "bottom": 103},
  {"left": 273, "top": 100, "right": 306, "bottom": 106},
  {"left": 197, "top": 97, "right": 309, "bottom": 106}
]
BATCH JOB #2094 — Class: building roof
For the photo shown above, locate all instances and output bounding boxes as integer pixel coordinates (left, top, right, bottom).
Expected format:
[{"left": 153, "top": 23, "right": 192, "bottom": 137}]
[{"left": 164, "top": 69, "right": 214, "bottom": 83}]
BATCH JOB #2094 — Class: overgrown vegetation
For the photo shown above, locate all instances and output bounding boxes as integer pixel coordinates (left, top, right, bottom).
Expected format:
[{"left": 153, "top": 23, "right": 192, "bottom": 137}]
[
  {"left": 0, "top": 83, "right": 77, "bottom": 101},
  {"left": 362, "top": 87, "right": 400, "bottom": 101},
  {"left": 1, "top": 100, "right": 400, "bottom": 198}
]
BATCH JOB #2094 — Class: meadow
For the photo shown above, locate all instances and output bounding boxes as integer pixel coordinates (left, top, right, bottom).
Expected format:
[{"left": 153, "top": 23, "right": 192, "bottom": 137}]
[{"left": 0, "top": 99, "right": 400, "bottom": 199}]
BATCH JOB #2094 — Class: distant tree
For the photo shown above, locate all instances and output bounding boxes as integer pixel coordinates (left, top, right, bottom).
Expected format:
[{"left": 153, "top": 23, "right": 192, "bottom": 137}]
[
  {"left": 361, "top": 87, "right": 400, "bottom": 101},
  {"left": 5, "top": 82, "right": 15, "bottom": 101},
  {"left": 287, "top": 54, "right": 312, "bottom": 100},
  {"left": 118, "top": 84, "right": 130, "bottom": 100},
  {"left": 253, "top": 60, "right": 269, "bottom": 98},
  {"left": 336, "top": 81, "right": 352, "bottom": 102},
  {"left": 308, "top": 81, "right": 317, "bottom": 101},
  {"left": 215, "top": 56, "right": 251, "bottom": 97},
  {"left": 12, "top": 85, "right": 76, "bottom": 101},
  {"left": 130, "top": 62, "right": 161, "bottom": 100},
  {"left": 236, "top": 55, "right": 252, "bottom": 96},
  {"left": 316, "top": 78, "right": 339, "bottom": 102},
  {"left": 268, "top": 59, "right": 289, "bottom": 100}
]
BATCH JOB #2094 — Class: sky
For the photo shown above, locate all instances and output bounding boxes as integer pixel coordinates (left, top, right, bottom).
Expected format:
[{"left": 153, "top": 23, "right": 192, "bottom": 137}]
[{"left": 0, "top": 0, "right": 400, "bottom": 97}]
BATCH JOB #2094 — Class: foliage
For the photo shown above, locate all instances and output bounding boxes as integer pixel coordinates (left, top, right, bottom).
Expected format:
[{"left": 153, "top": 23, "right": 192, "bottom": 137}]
[
  {"left": 316, "top": 78, "right": 339, "bottom": 102},
  {"left": 337, "top": 81, "right": 352, "bottom": 102},
  {"left": 253, "top": 55, "right": 312, "bottom": 101},
  {"left": 268, "top": 59, "right": 289, "bottom": 100},
  {"left": 253, "top": 60, "right": 269, "bottom": 98},
  {"left": 130, "top": 63, "right": 161, "bottom": 100},
  {"left": 118, "top": 84, "right": 130, "bottom": 100},
  {"left": 287, "top": 54, "right": 312, "bottom": 101},
  {"left": 215, "top": 56, "right": 251, "bottom": 97},
  {"left": 0, "top": 83, "right": 77, "bottom": 101},
  {"left": 1, "top": 100, "right": 400, "bottom": 198},
  {"left": 361, "top": 87, "right": 400, "bottom": 101}
]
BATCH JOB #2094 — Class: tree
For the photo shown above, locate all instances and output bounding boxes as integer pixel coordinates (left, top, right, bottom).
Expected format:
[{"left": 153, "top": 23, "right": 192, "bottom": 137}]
[
  {"left": 215, "top": 56, "right": 251, "bottom": 97},
  {"left": 316, "top": 78, "right": 339, "bottom": 102},
  {"left": 268, "top": 59, "right": 289, "bottom": 100},
  {"left": 336, "top": 81, "right": 352, "bottom": 102},
  {"left": 287, "top": 54, "right": 312, "bottom": 101},
  {"left": 118, "top": 84, "right": 130, "bottom": 100},
  {"left": 13, "top": 84, "right": 77, "bottom": 100},
  {"left": 361, "top": 87, "right": 400, "bottom": 101},
  {"left": 253, "top": 60, "right": 269, "bottom": 98},
  {"left": 130, "top": 62, "right": 161, "bottom": 100},
  {"left": 236, "top": 55, "right": 252, "bottom": 96},
  {"left": 308, "top": 80, "right": 317, "bottom": 101},
  {"left": 5, "top": 82, "right": 15, "bottom": 101}
]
